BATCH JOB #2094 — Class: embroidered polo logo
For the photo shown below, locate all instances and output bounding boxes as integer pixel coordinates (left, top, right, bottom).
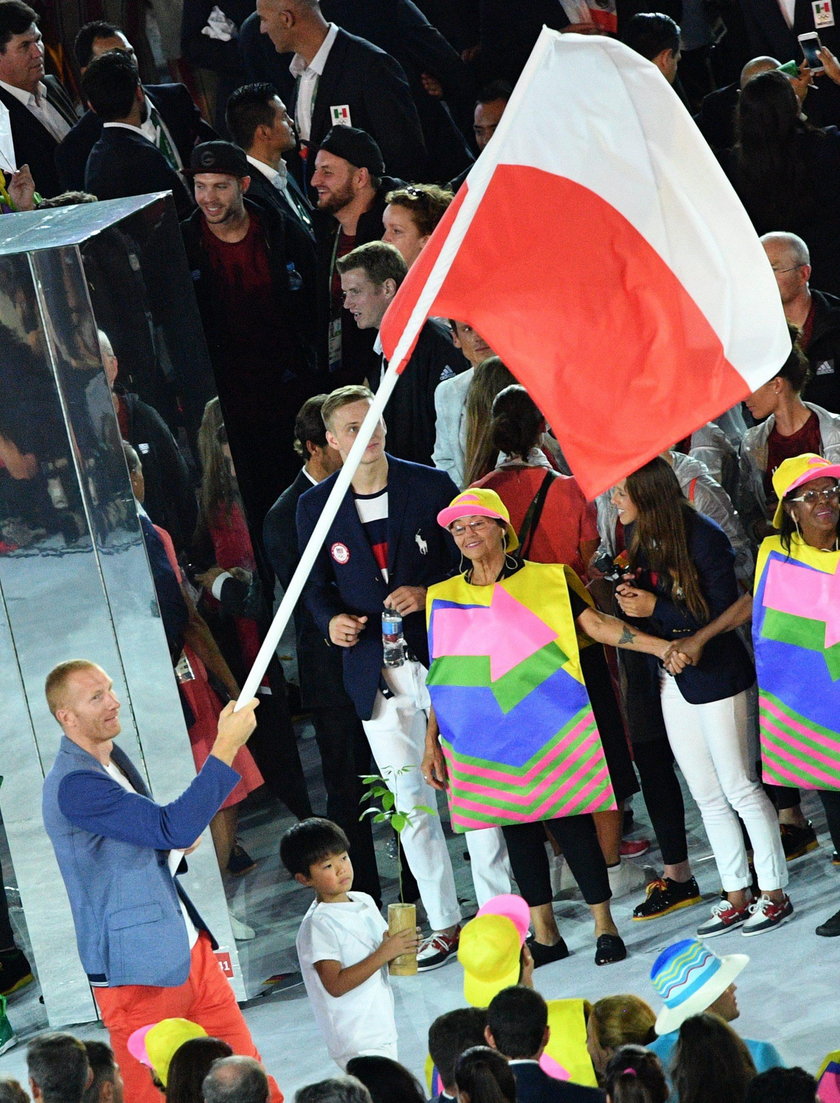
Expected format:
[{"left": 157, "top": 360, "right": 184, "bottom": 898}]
[{"left": 331, "top": 542, "right": 350, "bottom": 564}]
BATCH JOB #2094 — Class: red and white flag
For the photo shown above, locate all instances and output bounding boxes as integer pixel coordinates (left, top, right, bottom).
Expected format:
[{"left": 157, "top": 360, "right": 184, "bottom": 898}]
[{"left": 379, "top": 29, "right": 790, "bottom": 499}]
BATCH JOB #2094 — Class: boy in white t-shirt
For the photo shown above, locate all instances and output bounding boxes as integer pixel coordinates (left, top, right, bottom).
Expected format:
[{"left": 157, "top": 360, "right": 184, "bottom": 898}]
[{"left": 280, "top": 818, "right": 417, "bottom": 1070}]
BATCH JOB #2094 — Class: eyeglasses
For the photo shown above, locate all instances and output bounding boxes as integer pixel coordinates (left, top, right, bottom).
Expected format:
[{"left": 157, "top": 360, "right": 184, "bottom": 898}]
[
  {"left": 787, "top": 484, "right": 840, "bottom": 505},
  {"left": 449, "top": 519, "right": 492, "bottom": 537}
]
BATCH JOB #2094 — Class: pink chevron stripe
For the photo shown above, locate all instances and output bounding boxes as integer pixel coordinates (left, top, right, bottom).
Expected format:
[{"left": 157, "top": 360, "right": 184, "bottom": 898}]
[
  {"left": 449, "top": 785, "right": 612, "bottom": 829},
  {"left": 760, "top": 696, "right": 840, "bottom": 756},
  {"left": 761, "top": 718, "right": 840, "bottom": 784},
  {"left": 443, "top": 715, "right": 599, "bottom": 785},
  {"left": 761, "top": 758, "right": 823, "bottom": 790},
  {"left": 761, "top": 741, "right": 840, "bottom": 789},
  {"left": 452, "top": 764, "right": 613, "bottom": 821},
  {"left": 528, "top": 766, "right": 613, "bottom": 819},
  {"left": 452, "top": 732, "right": 605, "bottom": 805}
]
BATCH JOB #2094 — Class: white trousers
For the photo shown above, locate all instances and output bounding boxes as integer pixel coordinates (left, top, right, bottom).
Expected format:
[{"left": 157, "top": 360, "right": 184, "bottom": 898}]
[
  {"left": 363, "top": 662, "right": 510, "bottom": 926},
  {"left": 660, "top": 676, "right": 788, "bottom": 894}
]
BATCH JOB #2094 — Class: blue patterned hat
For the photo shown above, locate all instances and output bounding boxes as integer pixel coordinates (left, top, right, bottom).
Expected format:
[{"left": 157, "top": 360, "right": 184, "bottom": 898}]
[{"left": 650, "top": 938, "right": 749, "bottom": 1034}]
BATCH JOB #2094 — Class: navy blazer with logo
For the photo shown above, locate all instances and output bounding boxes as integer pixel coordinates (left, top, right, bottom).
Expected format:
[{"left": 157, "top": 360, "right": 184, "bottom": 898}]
[{"left": 296, "top": 456, "right": 458, "bottom": 719}]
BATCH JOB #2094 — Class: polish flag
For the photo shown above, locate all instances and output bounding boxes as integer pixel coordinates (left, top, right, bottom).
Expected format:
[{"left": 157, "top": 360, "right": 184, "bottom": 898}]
[{"left": 379, "top": 29, "right": 790, "bottom": 499}]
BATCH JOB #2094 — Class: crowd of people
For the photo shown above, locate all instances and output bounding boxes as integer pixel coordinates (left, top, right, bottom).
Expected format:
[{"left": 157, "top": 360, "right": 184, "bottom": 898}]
[{"left": 3, "top": 0, "right": 840, "bottom": 1098}]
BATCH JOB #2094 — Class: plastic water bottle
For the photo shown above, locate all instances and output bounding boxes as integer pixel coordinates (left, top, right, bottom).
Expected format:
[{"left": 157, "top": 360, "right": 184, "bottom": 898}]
[{"left": 382, "top": 609, "right": 406, "bottom": 667}]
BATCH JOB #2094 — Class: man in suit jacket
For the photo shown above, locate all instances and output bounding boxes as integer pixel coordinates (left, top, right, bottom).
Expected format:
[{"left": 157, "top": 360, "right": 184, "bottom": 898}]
[
  {"left": 0, "top": 1, "right": 76, "bottom": 197},
  {"left": 296, "top": 384, "right": 466, "bottom": 968},
  {"left": 309, "top": 125, "right": 402, "bottom": 380},
  {"left": 81, "top": 51, "right": 195, "bottom": 218},
  {"left": 486, "top": 987, "right": 604, "bottom": 1102},
  {"left": 55, "top": 19, "right": 215, "bottom": 192},
  {"left": 225, "top": 81, "right": 314, "bottom": 236},
  {"left": 255, "top": 0, "right": 427, "bottom": 183},
  {"left": 41, "top": 660, "right": 277, "bottom": 1103},
  {"left": 240, "top": 0, "right": 473, "bottom": 183},
  {"left": 263, "top": 394, "right": 381, "bottom": 901},
  {"left": 693, "top": 55, "right": 780, "bottom": 155}
]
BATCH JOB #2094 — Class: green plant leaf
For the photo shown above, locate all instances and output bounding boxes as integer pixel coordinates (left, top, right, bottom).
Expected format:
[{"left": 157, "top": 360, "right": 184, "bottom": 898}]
[
  {"left": 391, "top": 812, "right": 408, "bottom": 832},
  {"left": 359, "top": 775, "right": 381, "bottom": 785},
  {"left": 414, "top": 805, "right": 436, "bottom": 816},
  {"left": 381, "top": 792, "right": 395, "bottom": 811},
  {"left": 359, "top": 808, "right": 381, "bottom": 819},
  {"left": 373, "top": 812, "right": 388, "bottom": 823}
]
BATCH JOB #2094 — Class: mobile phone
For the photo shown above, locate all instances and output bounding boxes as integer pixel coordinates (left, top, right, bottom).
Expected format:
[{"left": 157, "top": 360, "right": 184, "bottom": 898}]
[{"left": 799, "top": 31, "right": 825, "bottom": 73}]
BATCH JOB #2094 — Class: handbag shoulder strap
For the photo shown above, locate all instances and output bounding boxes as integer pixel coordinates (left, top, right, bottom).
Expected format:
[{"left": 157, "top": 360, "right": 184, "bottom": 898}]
[{"left": 518, "top": 470, "right": 557, "bottom": 558}]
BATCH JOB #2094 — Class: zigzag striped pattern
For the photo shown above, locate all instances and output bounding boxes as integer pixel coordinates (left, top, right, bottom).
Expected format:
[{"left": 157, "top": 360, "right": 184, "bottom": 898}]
[
  {"left": 760, "top": 691, "right": 840, "bottom": 792},
  {"left": 441, "top": 706, "right": 616, "bottom": 831},
  {"left": 652, "top": 942, "right": 716, "bottom": 1002}
]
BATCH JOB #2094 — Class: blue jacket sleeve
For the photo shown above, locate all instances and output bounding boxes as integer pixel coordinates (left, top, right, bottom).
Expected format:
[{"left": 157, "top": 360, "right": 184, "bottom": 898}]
[{"left": 57, "top": 755, "right": 239, "bottom": 850}]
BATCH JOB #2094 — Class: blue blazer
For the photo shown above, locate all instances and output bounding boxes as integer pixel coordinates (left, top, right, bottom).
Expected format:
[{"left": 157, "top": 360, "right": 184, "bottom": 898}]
[
  {"left": 626, "top": 511, "right": 755, "bottom": 705},
  {"left": 296, "top": 456, "right": 459, "bottom": 719},
  {"left": 42, "top": 736, "right": 237, "bottom": 987}
]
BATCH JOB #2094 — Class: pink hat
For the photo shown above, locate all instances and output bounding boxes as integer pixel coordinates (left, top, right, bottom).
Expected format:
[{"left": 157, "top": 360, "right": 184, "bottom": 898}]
[
  {"left": 436, "top": 488, "right": 519, "bottom": 551},
  {"left": 477, "top": 894, "right": 530, "bottom": 944},
  {"left": 771, "top": 453, "right": 840, "bottom": 528}
]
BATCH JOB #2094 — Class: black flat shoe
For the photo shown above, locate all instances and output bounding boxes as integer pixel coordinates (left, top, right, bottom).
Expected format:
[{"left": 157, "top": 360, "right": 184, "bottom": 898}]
[
  {"left": 526, "top": 936, "right": 569, "bottom": 967},
  {"left": 595, "top": 933, "right": 627, "bottom": 966},
  {"left": 816, "top": 907, "right": 840, "bottom": 937}
]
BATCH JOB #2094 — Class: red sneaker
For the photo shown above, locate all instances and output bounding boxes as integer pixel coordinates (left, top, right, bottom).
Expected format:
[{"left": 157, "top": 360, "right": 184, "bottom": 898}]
[{"left": 620, "top": 837, "right": 651, "bottom": 858}]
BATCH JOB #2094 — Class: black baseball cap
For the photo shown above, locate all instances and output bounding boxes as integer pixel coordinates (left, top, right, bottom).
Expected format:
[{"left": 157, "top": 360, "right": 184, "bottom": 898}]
[
  {"left": 186, "top": 141, "right": 251, "bottom": 178},
  {"left": 317, "top": 126, "right": 384, "bottom": 176}
]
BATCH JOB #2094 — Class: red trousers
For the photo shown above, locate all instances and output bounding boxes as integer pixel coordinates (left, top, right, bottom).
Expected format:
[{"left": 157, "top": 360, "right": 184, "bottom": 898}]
[{"left": 94, "top": 935, "right": 283, "bottom": 1103}]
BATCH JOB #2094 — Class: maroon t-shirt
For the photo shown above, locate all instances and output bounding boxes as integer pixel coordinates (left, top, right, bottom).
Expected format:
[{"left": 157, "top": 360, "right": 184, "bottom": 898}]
[
  {"left": 201, "top": 212, "right": 295, "bottom": 418},
  {"left": 763, "top": 410, "right": 823, "bottom": 502}
]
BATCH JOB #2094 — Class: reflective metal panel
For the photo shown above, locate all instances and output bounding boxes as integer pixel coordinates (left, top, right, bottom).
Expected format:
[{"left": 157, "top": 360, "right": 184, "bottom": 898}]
[{"left": 0, "top": 195, "right": 245, "bottom": 1025}]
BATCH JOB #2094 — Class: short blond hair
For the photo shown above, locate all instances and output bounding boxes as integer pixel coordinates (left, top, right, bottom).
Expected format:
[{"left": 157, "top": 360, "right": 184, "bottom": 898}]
[
  {"left": 590, "top": 994, "right": 657, "bottom": 1050},
  {"left": 44, "top": 660, "right": 98, "bottom": 717},
  {"left": 321, "top": 385, "right": 375, "bottom": 431}
]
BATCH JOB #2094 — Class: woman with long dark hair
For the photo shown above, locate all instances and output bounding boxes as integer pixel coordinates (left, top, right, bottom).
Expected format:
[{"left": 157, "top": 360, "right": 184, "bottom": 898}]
[
  {"left": 602, "top": 1046, "right": 668, "bottom": 1103},
  {"left": 166, "top": 1038, "right": 233, "bottom": 1103},
  {"left": 613, "top": 458, "right": 790, "bottom": 936},
  {"left": 729, "top": 69, "right": 840, "bottom": 295},
  {"left": 454, "top": 1047, "right": 516, "bottom": 1103},
  {"left": 672, "top": 1014, "right": 756, "bottom": 1103}
]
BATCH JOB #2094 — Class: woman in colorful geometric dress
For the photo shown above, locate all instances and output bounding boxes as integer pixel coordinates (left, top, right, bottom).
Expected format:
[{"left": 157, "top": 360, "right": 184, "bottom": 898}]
[
  {"left": 421, "top": 488, "right": 686, "bottom": 966},
  {"left": 688, "top": 453, "right": 840, "bottom": 937}
]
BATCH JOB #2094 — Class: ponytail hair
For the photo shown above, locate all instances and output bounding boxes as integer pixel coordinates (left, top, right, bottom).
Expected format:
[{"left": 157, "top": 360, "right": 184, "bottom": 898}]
[
  {"left": 603, "top": 1045, "right": 668, "bottom": 1103},
  {"left": 454, "top": 1046, "right": 516, "bottom": 1103}
]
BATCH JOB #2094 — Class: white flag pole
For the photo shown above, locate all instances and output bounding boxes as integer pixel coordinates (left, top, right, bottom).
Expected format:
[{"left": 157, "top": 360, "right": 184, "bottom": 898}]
[{"left": 234, "top": 32, "right": 560, "bottom": 709}]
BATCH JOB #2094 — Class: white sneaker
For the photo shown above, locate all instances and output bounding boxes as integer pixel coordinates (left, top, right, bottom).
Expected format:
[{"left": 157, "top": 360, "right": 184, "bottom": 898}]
[
  {"left": 608, "top": 859, "right": 647, "bottom": 898},
  {"left": 228, "top": 911, "right": 256, "bottom": 941}
]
